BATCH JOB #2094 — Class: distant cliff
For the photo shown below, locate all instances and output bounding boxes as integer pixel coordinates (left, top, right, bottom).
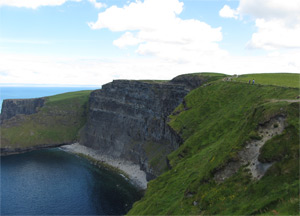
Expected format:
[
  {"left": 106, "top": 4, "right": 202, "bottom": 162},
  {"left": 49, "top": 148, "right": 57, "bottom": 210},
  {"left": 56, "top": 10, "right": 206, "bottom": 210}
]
[
  {"left": 1, "top": 98, "right": 45, "bottom": 122},
  {"left": 0, "top": 91, "right": 91, "bottom": 155}
]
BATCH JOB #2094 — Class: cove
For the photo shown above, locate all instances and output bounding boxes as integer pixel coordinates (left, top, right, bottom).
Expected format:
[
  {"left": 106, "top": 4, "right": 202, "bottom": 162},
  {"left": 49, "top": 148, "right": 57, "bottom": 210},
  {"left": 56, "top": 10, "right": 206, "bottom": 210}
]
[{"left": 1, "top": 148, "right": 142, "bottom": 215}]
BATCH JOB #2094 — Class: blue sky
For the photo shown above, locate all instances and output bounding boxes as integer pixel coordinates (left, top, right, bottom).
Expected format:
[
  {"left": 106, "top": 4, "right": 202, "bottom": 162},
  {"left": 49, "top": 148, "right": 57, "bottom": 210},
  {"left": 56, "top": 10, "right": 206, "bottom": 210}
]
[{"left": 0, "top": 0, "right": 299, "bottom": 86}]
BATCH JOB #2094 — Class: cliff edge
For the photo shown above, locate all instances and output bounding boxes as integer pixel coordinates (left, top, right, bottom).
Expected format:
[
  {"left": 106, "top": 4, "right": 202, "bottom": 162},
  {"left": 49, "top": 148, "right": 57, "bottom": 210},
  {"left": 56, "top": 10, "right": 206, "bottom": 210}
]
[
  {"left": 80, "top": 80, "right": 188, "bottom": 179},
  {"left": 1, "top": 98, "right": 45, "bottom": 122},
  {"left": 0, "top": 91, "right": 91, "bottom": 155}
]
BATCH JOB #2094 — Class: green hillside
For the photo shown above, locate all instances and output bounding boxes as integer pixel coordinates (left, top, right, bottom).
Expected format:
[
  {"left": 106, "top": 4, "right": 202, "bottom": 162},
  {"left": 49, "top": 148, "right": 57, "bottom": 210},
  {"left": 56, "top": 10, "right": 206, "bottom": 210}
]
[
  {"left": 1, "top": 90, "right": 92, "bottom": 148},
  {"left": 233, "top": 73, "right": 300, "bottom": 88},
  {"left": 128, "top": 75, "right": 299, "bottom": 215}
]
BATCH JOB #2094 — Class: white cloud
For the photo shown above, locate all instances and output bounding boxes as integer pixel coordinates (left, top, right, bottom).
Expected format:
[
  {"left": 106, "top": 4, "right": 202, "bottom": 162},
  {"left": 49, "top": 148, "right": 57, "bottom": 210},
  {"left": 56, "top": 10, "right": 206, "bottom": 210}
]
[
  {"left": 220, "top": 0, "right": 300, "bottom": 51},
  {"left": 88, "top": 0, "right": 227, "bottom": 63},
  {"left": 88, "top": 0, "right": 105, "bottom": 9},
  {"left": 1, "top": 52, "right": 299, "bottom": 86},
  {"left": 247, "top": 18, "right": 300, "bottom": 50},
  {"left": 219, "top": 5, "right": 238, "bottom": 19},
  {"left": 0, "top": 0, "right": 81, "bottom": 9},
  {"left": 238, "top": 0, "right": 300, "bottom": 20}
]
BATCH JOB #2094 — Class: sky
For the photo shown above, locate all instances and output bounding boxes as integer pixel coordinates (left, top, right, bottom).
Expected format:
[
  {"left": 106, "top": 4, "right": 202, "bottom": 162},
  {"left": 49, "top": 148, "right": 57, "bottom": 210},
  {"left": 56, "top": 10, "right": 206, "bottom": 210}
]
[{"left": 0, "top": 0, "right": 299, "bottom": 86}]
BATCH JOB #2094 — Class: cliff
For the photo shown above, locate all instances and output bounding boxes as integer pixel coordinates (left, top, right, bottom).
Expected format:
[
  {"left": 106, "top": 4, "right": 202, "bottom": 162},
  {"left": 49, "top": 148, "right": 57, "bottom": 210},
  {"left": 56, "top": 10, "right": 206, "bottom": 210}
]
[
  {"left": 0, "top": 91, "right": 91, "bottom": 155},
  {"left": 80, "top": 80, "right": 188, "bottom": 179},
  {"left": 128, "top": 74, "right": 300, "bottom": 215},
  {"left": 0, "top": 98, "right": 45, "bottom": 123},
  {"left": 1, "top": 73, "right": 298, "bottom": 215},
  {"left": 0, "top": 73, "right": 225, "bottom": 173},
  {"left": 79, "top": 73, "right": 227, "bottom": 179}
]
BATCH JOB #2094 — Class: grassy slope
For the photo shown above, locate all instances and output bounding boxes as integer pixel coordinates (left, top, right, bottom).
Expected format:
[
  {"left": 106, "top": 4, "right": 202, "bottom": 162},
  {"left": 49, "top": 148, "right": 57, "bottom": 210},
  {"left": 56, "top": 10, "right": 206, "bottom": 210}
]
[
  {"left": 233, "top": 73, "right": 300, "bottom": 88},
  {"left": 1, "top": 90, "right": 92, "bottom": 148},
  {"left": 128, "top": 74, "right": 299, "bottom": 215}
]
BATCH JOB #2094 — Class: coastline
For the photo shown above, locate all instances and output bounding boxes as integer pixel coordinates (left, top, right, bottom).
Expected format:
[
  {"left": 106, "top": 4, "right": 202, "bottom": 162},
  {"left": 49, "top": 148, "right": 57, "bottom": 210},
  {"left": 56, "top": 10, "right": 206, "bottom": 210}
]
[
  {"left": 60, "top": 143, "right": 148, "bottom": 190},
  {"left": 0, "top": 143, "right": 71, "bottom": 156}
]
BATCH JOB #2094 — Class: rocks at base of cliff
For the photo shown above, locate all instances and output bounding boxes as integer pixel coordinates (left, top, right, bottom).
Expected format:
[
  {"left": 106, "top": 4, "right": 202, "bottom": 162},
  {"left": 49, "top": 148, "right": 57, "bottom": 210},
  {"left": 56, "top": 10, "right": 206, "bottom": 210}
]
[
  {"left": 1, "top": 98, "right": 45, "bottom": 122},
  {"left": 0, "top": 143, "right": 70, "bottom": 156},
  {"left": 80, "top": 80, "right": 189, "bottom": 179}
]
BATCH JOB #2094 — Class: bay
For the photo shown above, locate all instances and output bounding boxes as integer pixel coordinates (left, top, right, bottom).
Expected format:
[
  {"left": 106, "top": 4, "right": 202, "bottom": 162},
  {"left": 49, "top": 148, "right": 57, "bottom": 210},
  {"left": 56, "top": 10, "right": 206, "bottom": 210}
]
[{"left": 0, "top": 148, "right": 142, "bottom": 215}]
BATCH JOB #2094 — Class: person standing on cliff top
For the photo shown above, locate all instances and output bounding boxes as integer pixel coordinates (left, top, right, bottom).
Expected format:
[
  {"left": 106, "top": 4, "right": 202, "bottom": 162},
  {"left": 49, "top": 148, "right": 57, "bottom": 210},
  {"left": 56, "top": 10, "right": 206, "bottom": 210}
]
[{"left": 252, "top": 79, "right": 255, "bottom": 84}]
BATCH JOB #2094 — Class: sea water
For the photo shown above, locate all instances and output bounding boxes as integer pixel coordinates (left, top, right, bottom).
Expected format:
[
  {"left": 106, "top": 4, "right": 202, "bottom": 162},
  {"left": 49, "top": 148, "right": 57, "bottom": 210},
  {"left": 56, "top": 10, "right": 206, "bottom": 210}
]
[
  {"left": 0, "top": 87, "right": 142, "bottom": 215},
  {"left": 1, "top": 149, "right": 142, "bottom": 215}
]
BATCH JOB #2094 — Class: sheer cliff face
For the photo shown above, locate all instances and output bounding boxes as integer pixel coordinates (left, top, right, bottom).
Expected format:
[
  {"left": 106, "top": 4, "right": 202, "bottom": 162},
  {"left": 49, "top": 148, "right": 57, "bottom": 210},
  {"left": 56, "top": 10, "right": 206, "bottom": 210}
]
[
  {"left": 80, "top": 80, "right": 188, "bottom": 179},
  {"left": 1, "top": 98, "right": 45, "bottom": 122}
]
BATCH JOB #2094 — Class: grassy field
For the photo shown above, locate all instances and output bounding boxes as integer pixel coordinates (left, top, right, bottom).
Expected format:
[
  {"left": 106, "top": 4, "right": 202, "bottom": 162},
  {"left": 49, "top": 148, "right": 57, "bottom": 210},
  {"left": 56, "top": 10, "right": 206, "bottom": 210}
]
[
  {"left": 233, "top": 73, "right": 300, "bottom": 88},
  {"left": 174, "top": 72, "right": 228, "bottom": 82},
  {"left": 1, "top": 90, "right": 92, "bottom": 148},
  {"left": 128, "top": 75, "right": 299, "bottom": 215}
]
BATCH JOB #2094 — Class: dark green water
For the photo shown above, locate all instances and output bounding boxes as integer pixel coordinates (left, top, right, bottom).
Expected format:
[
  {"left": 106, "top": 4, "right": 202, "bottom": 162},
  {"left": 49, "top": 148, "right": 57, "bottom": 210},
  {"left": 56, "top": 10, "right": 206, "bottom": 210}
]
[{"left": 0, "top": 148, "right": 141, "bottom": 215}]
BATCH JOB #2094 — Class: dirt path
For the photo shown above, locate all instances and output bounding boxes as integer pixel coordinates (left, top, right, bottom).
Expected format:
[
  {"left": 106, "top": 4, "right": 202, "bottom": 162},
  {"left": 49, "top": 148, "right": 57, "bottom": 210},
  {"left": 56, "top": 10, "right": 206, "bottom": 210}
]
[{"left": 269, "top": 99, "right": 300, "bottom": 103}]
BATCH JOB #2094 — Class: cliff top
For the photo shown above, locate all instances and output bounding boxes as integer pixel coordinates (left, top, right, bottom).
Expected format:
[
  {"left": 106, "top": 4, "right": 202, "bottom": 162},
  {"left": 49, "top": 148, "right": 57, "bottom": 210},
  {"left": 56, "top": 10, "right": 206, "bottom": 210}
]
[
  {"left": 128, "top": 73, "right": 299, "bottom": 215},
  {"left": 1, "top": 90, "right": 92, "bottom": 150}
]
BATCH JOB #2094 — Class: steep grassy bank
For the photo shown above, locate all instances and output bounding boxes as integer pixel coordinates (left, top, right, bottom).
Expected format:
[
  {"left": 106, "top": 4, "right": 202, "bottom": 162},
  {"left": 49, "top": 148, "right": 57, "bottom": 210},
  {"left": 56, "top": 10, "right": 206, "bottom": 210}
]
[
  {"left": 1, "top": 90, "right": 92, "bottom": 149},
  {"left": 128, "top": 76, "right": 299, "bottom": 215}
]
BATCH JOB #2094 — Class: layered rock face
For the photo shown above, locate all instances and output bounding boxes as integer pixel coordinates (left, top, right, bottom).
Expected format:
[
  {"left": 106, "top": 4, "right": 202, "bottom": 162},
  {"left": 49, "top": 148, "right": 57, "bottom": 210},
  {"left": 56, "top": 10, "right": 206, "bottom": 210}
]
[
  {"left": 1, "top": 98, "right": 45, "bottom": 122},
  {"left": 80, "top": 80, "right": 189, "bottom": 179}
]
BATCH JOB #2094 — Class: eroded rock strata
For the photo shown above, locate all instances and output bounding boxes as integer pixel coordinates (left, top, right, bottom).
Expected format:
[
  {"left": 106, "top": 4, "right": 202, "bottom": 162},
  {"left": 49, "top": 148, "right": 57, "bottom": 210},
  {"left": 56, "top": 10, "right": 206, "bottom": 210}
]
[
  {"left": 0, "top": 76, "right": 206, "bottom": 179},
  {"left": 1, "top": 98, "right": 45, "bottom": 122},
  {"left": 80, "top": 80, "right": 189, "bottom": 179}
]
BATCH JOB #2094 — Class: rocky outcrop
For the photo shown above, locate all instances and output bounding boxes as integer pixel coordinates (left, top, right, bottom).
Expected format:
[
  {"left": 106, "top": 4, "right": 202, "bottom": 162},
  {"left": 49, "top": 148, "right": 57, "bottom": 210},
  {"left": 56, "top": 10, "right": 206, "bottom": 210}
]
[
  {"left": 1, "top": 98, "right": 45, "bottom": 122},
  {"left": 80, "top": 80, "right": 189, "bottom": 179},
  {"left": 170, "top": 74, "right": 209, "bottom": 90},
  {"left": 213, "top": 115, "right": 286, "bottom": 182}
]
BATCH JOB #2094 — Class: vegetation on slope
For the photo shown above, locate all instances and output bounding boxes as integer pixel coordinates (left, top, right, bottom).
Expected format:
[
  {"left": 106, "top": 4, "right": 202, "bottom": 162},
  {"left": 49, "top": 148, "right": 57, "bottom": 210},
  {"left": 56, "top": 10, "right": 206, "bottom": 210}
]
[
  {"left": 233, "top": 73, "right": 300, "bottom": 88},
  {"left": 178, "top": 72, "right": 228, "bottom": 80},
  {"left": 128, "top": 75, "right": 299, "bottom": 215},
  {"left": 1, "top": 90, "right": 92, "bottom": 149}
]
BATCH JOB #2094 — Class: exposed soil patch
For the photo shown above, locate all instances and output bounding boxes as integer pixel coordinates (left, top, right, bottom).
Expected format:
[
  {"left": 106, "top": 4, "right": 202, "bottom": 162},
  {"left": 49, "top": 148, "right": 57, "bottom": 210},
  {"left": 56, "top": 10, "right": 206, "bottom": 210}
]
[
  {"left": 269, "top": 99, "right": 300, "bottom": 103},
  {"left": 214, "top": 116, "right": 286, "bottom": 183}
]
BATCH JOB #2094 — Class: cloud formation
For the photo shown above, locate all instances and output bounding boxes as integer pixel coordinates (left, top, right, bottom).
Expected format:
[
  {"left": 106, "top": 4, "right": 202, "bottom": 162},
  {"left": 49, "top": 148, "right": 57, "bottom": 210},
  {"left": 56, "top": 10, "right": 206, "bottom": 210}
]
[
  {"left": 219, "top": 0, "right": 300, "bottom": 50},
  {"left": 219, "top": 5, "right": 238, "bottom": 19},
  {"left": 1, "top": 51, "right": 299, "bottom": 86},
  {"left": 88, "top": 0, "right": 227, "bottom": 63}
]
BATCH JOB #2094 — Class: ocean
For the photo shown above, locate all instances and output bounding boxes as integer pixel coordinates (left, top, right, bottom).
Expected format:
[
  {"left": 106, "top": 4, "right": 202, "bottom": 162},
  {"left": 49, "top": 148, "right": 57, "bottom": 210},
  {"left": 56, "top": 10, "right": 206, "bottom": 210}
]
[
  {"left": 1, "top": 149, "right": 141, "bottom": 215},
  {"left": 0, "top": 86, "right": 142, "bottom": 215}
]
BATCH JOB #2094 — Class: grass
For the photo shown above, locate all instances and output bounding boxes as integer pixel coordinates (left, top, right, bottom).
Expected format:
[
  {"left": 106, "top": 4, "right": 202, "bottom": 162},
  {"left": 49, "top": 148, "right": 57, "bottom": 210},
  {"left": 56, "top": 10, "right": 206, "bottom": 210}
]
[
  {"left": 138, "top": 80, "right": 169, "bottom": 83},
  {"left": 173, "top": 72, "right": 228, "bottom": 82},
  {"left": 183, "top": 72, "right": 228, "bottom": 77},
  {"left": 1, "top": 90, "right": 92, "bottom": 148},
  {"left": 232, "top": 73, "right": 300, "bottom": 88},
  {"left": 128, "top": 75, "right": 299, "bottom": 215}
]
